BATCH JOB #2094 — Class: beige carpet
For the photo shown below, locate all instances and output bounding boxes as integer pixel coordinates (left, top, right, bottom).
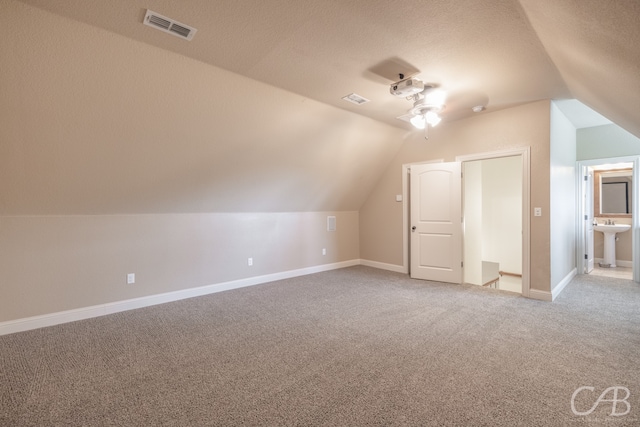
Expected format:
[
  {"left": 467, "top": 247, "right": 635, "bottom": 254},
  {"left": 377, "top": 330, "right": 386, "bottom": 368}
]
[{"left": 1, "top": 266, "right": 639, "bottom": 426}]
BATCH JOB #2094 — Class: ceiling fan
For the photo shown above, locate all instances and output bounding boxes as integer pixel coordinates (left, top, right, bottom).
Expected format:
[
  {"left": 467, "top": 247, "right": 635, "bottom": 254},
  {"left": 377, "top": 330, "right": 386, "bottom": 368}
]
[
  {"left": 389, "top": 74, "right": 447, "bottom": 139},
  {"left": 366, "top": 58, "right": 488, "bottom": 139}
]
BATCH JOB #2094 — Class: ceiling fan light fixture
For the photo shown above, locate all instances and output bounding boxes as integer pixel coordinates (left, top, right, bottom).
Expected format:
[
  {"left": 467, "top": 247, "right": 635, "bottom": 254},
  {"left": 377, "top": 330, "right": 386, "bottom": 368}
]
[
  {"left": 425, "top": 89, "right": 447, "bottom": 107},
  {"left": 425, "top": 110, "right": 441, "bottom": 127},
  {"left": 394, "top": 83, "right": 446, "bottom": 135},
  {"left": 410, "top": 114, "right": 426, "bottom": 129}
]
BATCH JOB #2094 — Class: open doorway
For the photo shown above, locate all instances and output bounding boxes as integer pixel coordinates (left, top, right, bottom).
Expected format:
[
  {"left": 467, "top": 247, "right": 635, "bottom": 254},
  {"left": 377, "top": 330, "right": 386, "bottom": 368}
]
[
  {"left": 463, "top": 156, "right": 522, "bottom": 293},
  {"left": 577, "top": 157, "right": 639, "bottom": 282},
  {"left": 403, "top": 147, "right": 531, "bottom": 297}
]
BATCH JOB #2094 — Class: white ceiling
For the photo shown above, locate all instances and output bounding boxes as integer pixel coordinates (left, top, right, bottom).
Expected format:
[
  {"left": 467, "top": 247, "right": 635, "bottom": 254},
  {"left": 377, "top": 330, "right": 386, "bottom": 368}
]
[
  {"left": 554, "top": 99, "right": 612, "bottom": 129},
  {"left": 15, "top": 0, "right": 640, "bottom": 136}
]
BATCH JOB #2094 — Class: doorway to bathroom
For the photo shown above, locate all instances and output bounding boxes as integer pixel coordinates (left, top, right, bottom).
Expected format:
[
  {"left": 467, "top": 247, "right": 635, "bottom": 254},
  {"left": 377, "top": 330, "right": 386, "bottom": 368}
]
[{"left": 577, "top": 156, "right": 640, "bottom": 282}]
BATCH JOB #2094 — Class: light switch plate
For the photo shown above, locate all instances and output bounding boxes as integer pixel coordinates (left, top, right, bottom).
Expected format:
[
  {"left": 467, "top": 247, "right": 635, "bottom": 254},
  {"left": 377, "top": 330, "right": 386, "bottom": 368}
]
[{"left": 534, "top": 207, "right": 542, "bottom": 217}]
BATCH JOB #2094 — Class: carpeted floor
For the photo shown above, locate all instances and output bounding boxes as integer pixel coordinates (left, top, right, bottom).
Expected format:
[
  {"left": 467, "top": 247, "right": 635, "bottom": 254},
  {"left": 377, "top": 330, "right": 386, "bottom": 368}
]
[{"left": 1, "top": 266, "right": 639, "bottom": 426}]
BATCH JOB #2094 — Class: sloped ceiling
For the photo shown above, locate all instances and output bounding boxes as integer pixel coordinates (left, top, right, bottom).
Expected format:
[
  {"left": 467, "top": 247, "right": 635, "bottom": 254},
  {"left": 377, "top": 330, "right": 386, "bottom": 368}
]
[
  {"left": 8, "top": 1, "right": 559, "bottom": 122},
  {"left": 4, "top": 0, "right": 639, "bottom": 215},
  {"left": 15, "top": 0, "right": 640, "bottom": 136},
  {"left": 519, "top": 0, "right": 640, "bottom": 137}
]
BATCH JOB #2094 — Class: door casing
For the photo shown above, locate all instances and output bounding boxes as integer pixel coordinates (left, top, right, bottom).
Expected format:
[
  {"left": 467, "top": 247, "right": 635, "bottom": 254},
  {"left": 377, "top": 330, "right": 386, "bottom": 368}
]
[
  {"left": 576, "top": 156, "right": 640, "bottom": 283},
  {"left": 402, "top": 147, "right": 531, "bottom": 297}
]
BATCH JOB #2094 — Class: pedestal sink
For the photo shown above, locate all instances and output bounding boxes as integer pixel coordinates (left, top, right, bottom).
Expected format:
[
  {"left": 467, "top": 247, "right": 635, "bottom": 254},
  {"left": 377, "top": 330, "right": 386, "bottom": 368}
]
[{"left": 594, "top": 224, "right": 631, "bottom": 267}]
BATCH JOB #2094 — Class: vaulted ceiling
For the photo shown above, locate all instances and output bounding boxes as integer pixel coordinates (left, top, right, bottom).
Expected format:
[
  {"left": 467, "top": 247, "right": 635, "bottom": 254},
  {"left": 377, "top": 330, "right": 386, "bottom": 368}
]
[
  {"left": 16, "top": 0, "right": 640, "bottom": 137},
  {"left": 3, "top": 0, "right": 640, "bottom": 217}
]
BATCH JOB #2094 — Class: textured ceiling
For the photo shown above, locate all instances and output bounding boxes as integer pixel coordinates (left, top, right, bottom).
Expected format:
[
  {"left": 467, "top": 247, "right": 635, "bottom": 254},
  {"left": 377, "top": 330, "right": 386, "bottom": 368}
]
[{"left": 14, "top": 0, "right": 640, "bottom": 136}]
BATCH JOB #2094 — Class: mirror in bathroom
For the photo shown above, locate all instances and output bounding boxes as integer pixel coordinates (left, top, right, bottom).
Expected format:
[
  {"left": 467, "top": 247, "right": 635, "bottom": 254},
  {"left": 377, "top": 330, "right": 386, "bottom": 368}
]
[{"left": 594, "top": 169, "right": 633, "bottom": 216}]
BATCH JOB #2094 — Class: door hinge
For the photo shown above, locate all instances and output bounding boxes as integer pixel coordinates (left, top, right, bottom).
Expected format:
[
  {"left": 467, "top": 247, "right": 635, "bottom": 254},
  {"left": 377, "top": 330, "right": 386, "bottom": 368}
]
[
  {"left": 584, "top": 215, "right": 588, "bottom": 220},
  {"left": 461, "top": 261, "right": 464, "bottom": 268},
  {"left": 584, "top": 175, "right": 588, "bottom": 181},
  {"left": 585, "top": 254, "right": 588, "bottom": 260}
]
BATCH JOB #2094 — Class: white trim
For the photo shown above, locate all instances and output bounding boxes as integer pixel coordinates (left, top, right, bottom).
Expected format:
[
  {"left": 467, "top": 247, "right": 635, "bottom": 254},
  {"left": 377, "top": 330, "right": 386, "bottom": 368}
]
[
  {"left": 576, "top": 156, "right": 639, "bottom": 283},
  {"left": 594, "top": 258, "right": 634, "bottom": 268},
  {"left": 455, "top": 147, "right": 531, "bottom": 298},
  {"left": 455, "top": 147, "right": 531, "bottom": 163},
  {"left": 360, "top": 259, "right": 405, "bottom": 273},
  {"left": 401, "top": 150, "right": 531, "bottom": 298},
  {"left": 0, "top": 259, "right": 360, "bottom": 336},
  {"left": 551, "top": 268, "right": 576, "bottom": 300}
]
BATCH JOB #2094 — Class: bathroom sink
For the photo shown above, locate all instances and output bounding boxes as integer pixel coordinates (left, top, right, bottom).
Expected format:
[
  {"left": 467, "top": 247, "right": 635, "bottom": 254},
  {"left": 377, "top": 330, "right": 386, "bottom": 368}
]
[
  {"left": 594, "top": 223, "right": 631, "bottom": 267},
  {"left": 594, "top": 224, "right": 631, "bottom": 233}
]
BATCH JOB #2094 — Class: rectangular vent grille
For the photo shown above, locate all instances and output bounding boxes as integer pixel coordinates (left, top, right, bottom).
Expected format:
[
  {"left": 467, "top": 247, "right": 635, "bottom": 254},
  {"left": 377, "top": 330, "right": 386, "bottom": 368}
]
[
  {"left": 143, "top": 10, "right": 197, "bottom": 41},
  {"left": 327, "top": 216, "right": 337, "bottom": 232},
  {"left": 341, "top": 93, "right": 370, "bottom": 105}
]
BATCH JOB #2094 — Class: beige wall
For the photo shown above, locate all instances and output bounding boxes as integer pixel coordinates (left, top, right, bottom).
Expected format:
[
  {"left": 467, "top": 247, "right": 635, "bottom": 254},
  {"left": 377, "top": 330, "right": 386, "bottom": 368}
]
[
  {"left": 1, "top": 1, "right": 564, "bottom": 324},
  {"left": 0, "top": 212, "right": 359, "bottom": 322},
  {"left": 0, "top": 1, "right": 405, "bottom": 216},
  {"left": 0, "top": 2, "right": 398, "bottom": 324},
  {"left": 360, "top": 101, "right": 552, "bottom": 293}
]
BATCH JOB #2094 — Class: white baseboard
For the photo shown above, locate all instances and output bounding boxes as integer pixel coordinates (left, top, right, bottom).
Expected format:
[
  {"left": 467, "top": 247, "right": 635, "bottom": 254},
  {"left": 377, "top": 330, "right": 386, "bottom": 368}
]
[
  {"left": 551, "top": 268, "right": 577, "bottom": 301},
  {"left": 529, "top": 268, "right": 577, "bottom": 302},
  {"left": 359, "top": 259, "right": 406, "bottom": 273},
  {"left": 0, "top": 259, "right": 360, "bottom": 336},
  {"left": 594, "top": 258, "right": 633, "bottom": 268}
]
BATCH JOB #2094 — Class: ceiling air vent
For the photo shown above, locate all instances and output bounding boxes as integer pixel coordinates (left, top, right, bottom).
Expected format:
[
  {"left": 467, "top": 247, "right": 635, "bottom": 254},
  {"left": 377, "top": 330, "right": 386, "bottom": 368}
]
[
  {"left": 341, "top": 93, "right": 370, "bottom": 105},
  {"left": 143, "top": 10, "right": 197, "bottom": 41}
]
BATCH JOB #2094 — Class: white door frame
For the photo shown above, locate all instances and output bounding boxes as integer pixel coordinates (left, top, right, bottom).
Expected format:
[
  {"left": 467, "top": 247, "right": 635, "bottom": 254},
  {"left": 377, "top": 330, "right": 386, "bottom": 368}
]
[
  {"left": 576, "top": 156, "right": 640, "bottom": 283},
  {"left": 402, "top": 147, "right": 531, "bottom": 297}
]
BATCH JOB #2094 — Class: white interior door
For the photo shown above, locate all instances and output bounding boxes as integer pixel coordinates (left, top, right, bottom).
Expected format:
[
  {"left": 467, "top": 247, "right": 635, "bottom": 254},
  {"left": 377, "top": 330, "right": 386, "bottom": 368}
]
[
  {"left": 410, "top": 162, "right": 462, "bottom": 283},
  {"left": 585, "top": 169, "right": 595, "bottom": 273}
]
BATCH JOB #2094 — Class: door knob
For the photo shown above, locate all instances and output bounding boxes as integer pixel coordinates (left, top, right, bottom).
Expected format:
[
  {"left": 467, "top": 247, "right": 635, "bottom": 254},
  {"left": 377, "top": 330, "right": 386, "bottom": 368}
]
[{"left": 411, "top": 226, "right": 416, "bottom": 232}]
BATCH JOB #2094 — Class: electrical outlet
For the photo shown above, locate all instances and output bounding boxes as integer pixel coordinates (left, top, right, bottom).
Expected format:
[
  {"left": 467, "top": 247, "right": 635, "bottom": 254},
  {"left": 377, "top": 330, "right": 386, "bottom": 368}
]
[
  {"left": 248, "top": 257, "right": 253, "bottom": 266},
  {"left": 534, "top": 207, "right": 542, "bottom": 217},
  {"left": 322, "top": 248, "right": 326, "bottom": 255},
  {"left": 127, "top": 273, "right": 135, "bottom": 284}
]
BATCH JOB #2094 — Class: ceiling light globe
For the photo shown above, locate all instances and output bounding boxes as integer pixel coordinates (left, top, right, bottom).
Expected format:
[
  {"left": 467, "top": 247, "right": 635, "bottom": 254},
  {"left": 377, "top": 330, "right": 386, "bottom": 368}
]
[
  {"left": 425, "top": 111, "right": 441, "bottom": 127},
  {"left": 410, "top": 114, "right": 426, "bottom": 129}
]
